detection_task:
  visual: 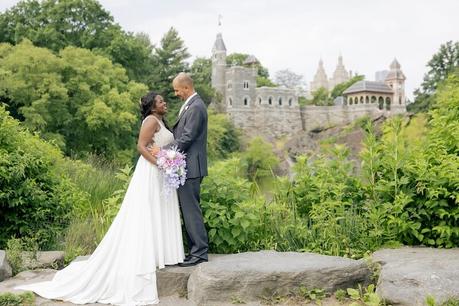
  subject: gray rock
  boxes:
[187,250,371,305]
[373,247,459,305]
[22,251,65,270]
[157,265,196,297]
[0,250,12,281]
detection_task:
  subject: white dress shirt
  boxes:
[179,92,197,116]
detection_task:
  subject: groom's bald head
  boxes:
[173,72,195,101]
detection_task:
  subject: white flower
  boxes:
[166,150,176,159]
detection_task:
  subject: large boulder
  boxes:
[373,247,459,305]
[0,250,12,281]
[187,250,371,305]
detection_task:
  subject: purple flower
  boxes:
[156,146,187,196]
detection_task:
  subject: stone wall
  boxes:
[226,102,406,139]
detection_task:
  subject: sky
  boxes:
[1,0,458,100]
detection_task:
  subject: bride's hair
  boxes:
[140,91,172,131]
[140,91,158,120]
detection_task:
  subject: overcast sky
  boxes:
[1,0,458,99]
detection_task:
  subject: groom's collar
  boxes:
[183,92,197,106]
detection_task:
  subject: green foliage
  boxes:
[347,284,382,306]
[330,75,364,99]
[201,157,263,253]
[241,137,279,181]
[297,287,326,302]
[149,27,190,123]
[0,291,34,306]
[335,289,347,302]
[5,237,39,275]
[190,57,217,105]
[311,87,333,106]
[0,0,155,83]
[0,40,147,162]
[410,41,459,113]
[207,110,241,161]
[0,106,88,249]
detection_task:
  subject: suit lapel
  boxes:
[173,95,199,127]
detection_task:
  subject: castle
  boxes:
[211,33,407,139]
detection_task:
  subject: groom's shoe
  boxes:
[178,256,208,267]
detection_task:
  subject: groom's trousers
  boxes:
[177,177,209,260]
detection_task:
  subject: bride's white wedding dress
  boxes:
[15,116,184,305]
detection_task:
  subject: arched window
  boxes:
[244,98,248,106]
[349,97,353,105]
[258,97,262,105]
[360,96,364,104]
[399,96,402,105]
[268,97,273,105]
[228,97,233,106]
[288,98,292,106]
[385,97,391,110]
[378,97,384,110]
[278,97,282,105]
[371,96,377,104]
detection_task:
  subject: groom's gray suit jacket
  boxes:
[167,94,208,179]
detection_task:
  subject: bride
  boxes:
[15,91,185,305]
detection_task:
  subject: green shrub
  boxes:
[0,291,34,306]
[0,106,88,249]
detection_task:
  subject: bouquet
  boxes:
[156,146,187,196]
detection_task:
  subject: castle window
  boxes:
[360,96,364,104]
[399,96,402,104]
[268,97,273,105]
[385,97,391,110]
[288,98,292,106]
[244,97,250,106]
[228,97,233,107]
[378,97,384,110]
[227,82,232,89]
[243,81,250,89]
[371,96,377,103]
[258,97,262,105]
[349,97,353,105]
[278,97,282,105]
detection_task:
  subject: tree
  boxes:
[0,0,156,83]
[226,53,276,87]
[274,69,304,88]
[330,75,364,99]
[0,40,148,162]
[190,57,217,106]
[149,27,190,122]
[242,137,279,181]
[409,41,459,113]
[311,87,332,106]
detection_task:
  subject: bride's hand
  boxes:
[149,144,160,156]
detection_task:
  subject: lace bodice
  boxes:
[142,116,174,147]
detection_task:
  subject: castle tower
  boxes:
[310,59,329,92]
[330,55,350,89]
[384,58,406,107]
[211,33,227,102]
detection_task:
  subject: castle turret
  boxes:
[310,59,329,92]
[211,33,227,102]
[384,58,406,108]
[330,55,350,88]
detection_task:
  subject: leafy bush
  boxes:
[0,291,34,306]
[0,106,88,249]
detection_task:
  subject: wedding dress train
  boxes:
[16,116,184,305]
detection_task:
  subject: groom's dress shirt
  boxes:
[179,92,197,116]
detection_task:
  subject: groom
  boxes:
[154,72,209,267]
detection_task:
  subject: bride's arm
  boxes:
[137,118,159,165]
